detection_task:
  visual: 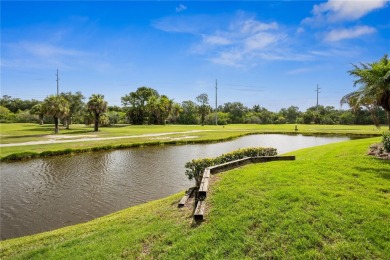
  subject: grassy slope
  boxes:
[0,123,384,159]
[1,137,389,259]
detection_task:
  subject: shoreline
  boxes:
[0,131,379,162]
[1,137,388,259]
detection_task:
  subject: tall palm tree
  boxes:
[60,91,85,129]
[341,89,380,127]
[42,95,70,134]
[30,103,44,125]
[196,93,210,126]
[87,94,108,132]
[341,54,390,129]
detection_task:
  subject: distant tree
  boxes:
[108,105,123,112]
[30,103,44,125]
[178,100,199,124]
[168,102,182,124]
[196,93,210,126]
[279,106,300,124]
[302,110,321,124]
[159,95,173,124]
[87,94,108,132]
[42,95,70,134]
[60,91,85,129]
[0,106,14,123]
[122,87,159,124]
[0,95,40,113]
[206,111,230,125]
[341,54,390,129]
[222,102,248,123]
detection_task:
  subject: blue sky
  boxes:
[1,1,389,111]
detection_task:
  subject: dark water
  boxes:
[0,134,350,240]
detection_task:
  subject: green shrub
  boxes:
[1,151,39,161]
[185,147,277,186]
[382,131,390,152]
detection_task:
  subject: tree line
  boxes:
[0,90,387,128]
[1,54,389,132]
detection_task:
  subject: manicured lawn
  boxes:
[1,137,389,259]
[0,123,384,160]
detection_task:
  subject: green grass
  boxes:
[0,123,385,160]
[1,137,389,259]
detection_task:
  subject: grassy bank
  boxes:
[0,123,384,160]
[1,137,389,259]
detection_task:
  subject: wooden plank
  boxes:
[203,168,211,178]
[209,157,252,174]
[251,155,295,163]
[194,201,206,221]
[178,187,195,208]
[198,177,209,201]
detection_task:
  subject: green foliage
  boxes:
[87,94,108,131]
[0,95,40,113]
[178,100,199,124]
[341,54,390,129]
[196,93,210,126]
[185,147,277,186]
[1,138,389,259]
[0,105,14,123]
[42,95,70,134]
[1,151,39,161]
[382,131,390,152]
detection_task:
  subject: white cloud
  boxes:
[153,14,216,34]
[176,4,187,13]
[244,32,286,51]
[303,0,388,24]
[286,68,311,75]
[324,25,376,42]
[155,12,310,67]
[202,35,231,46]
[202,17,288,66]
[20,42,86,58]
[239,20,278,33]
[210,50,243,67]
[1,41,91,70]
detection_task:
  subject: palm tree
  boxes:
[340,89,381,127]
[60,91,85,129]
[196,93,210,126]
[42,95,70,134]
[341,54,390,129]
[87,94,108,132]
[30,103,44,125]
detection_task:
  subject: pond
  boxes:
[0,134,351,240]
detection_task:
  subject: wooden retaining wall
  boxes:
[192,155,295,221]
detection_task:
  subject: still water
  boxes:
[1,134,350,240]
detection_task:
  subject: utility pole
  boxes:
[215,79,218,125]
[315,84,320,111]
[56,69,60,96]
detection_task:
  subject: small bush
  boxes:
[382,131,390,152]
[185,147,277,186]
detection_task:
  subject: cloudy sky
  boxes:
[1,1,389,111]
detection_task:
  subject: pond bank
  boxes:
[1,137,388,259]
[1,134,351,240]
[0,129,379,161]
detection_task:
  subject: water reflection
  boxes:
[0,134,350,240]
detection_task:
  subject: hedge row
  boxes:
[185,147,277,186]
